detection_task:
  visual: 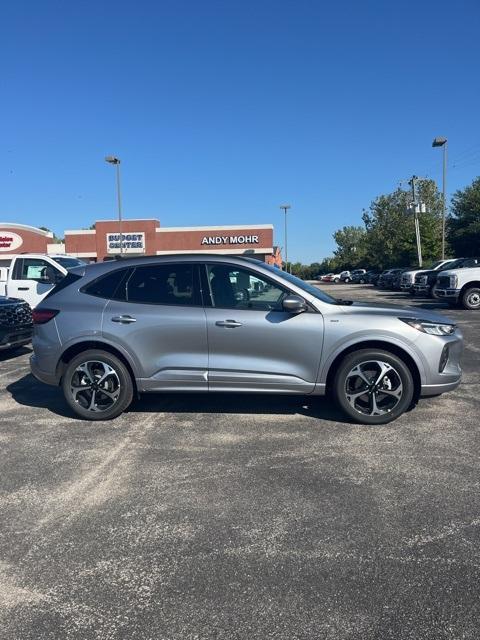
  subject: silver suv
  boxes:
[30,255,463,424]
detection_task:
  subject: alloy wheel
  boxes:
[345,360,403,416]
[70,360,121,413]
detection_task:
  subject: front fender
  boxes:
[318,330,428,385]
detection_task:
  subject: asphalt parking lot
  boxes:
[1,284,479,640]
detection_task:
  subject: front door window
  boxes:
[205,264,286,311]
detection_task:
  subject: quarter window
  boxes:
[82,268,131,300]
[205,264,286,311]
[126,264,200,306]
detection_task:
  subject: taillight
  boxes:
[32,309,59,324]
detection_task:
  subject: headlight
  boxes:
[448,274,458,288]
[400,318,456,335]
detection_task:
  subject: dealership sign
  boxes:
[0,231,23,252]
[201,235,259,246]
[107,232,145,254]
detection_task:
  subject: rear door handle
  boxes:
[215,319,243,328]
[111,315,137,324]
[18,287,30,291]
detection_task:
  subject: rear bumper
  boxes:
[30,354,60,386]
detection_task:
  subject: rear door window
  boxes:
[125,263,201,306]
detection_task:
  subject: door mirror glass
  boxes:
[282,295,307,313]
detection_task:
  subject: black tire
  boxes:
[461,287,480,310]
[333,349,414,425]
[334,277,340,283]
[62,349,134,420]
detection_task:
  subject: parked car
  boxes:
[0,254,85,309]
[323,273,341,283]
[349,269,368,284]
[367,271,381,286]
[391,268,410,291]
[414,257,480,297]
[31,255,462,425]
[0,296,33,352]
[340,270,352,283]
[434,259,480,308]
[378,268,405,290]
[400,259,458,294]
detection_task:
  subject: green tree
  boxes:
[332,225,367,269]
[449,177,480,257]
[362,179,444,269]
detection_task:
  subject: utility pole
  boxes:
[105,156,123,254]
[279,204,291,272]
[408,175,423,268]
[432,137,448,259]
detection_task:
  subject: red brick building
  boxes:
[65,219,281,264]
[0,223,55,260]
[0,220,282,267]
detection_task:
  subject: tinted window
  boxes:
[14,258,63,283]
[83,268,130,300]
[206,264,287,311]
[126,264,199,306]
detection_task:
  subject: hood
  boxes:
[338,300,454,324]
[415,269,437,278]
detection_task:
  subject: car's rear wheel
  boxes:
[62,349,133,420]
[461,287,480,310]
[333,349,414,425]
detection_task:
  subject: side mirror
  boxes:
[282,294,307,314]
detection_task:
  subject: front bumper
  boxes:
[420,379,462,396]
[0,326,33,351]
[435,288,460,300]
[413,283,430,294]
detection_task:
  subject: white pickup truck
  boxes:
[435,262,480,310]
[0,254,85,308]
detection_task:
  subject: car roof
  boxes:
[70,253,279,278]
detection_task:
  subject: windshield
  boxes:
[429,260,446,270]
[54,257,85,270]
[259,263,337,305]
[441,258,465,270]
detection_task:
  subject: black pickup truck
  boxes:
[0,297,33,353]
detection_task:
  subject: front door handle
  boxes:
[215,319,243,328]
[111,315,137,324]
[18,287,30,291]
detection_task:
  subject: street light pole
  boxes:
[280,204,291,272]
[105,156,123,254]
[432,137,448,260]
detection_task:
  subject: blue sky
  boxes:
[1,0,479,263]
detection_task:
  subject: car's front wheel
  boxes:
[62,349,134,420]
[333,349,414,425]
[461,287,480,310]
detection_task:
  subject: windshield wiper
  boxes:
[335,298,354,306]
